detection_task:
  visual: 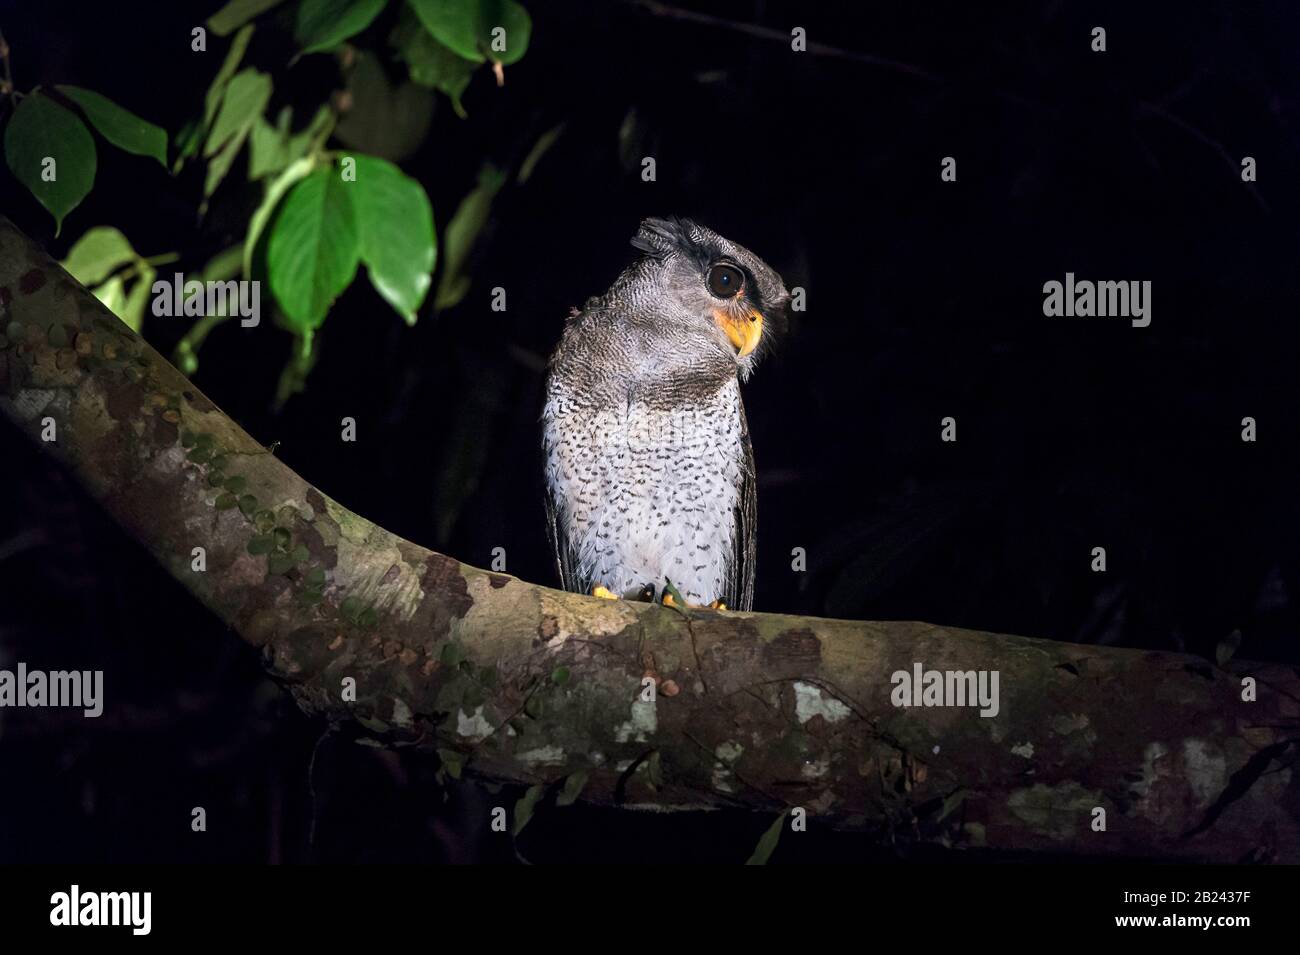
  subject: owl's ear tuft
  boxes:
[631,217,714,275]
[631,216,698,256]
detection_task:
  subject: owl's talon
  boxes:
[592,584,618,600]
[661,588,724,611]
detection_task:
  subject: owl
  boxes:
[542,217,788,610]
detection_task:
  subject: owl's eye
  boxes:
[707,264,744,298]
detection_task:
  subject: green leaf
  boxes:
[173,118,205,171]
[201,67,272,201]
[4,92,96,234]
[390,6,476,115]
[244,156,316,278]
[297,103,335,144]
[408,0,531,65]
[356,715,390,734]
[204,123,252,199]
[333,51,433,163]
[61,226,137,286]
[295,0,388,55]
[407,0,478,60]
[437,748,465,780]
[518,122,564,184]
[267,552,296,575]
[208,0,287,36]
[513,784,544,835]
[56,86,167,166]
[646,751,663,788]
[249,105,331,181]
[202,243,245,283]
[205,68,272,157]
[433,162,505,312]
[248,115,288,181]
[173,250,240,367]
[485,0,531,65]
[349,154,435,325]
[204,24,256,129]
[120,265,155,333]
[556,770,587,807]
[92,274,127,317]
[550,666,569,685]
[744,809,789,866]
[266,166,359,328]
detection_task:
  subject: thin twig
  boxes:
[1138,100,1269,214]
[306,723,334,854]
[624,0,940,83]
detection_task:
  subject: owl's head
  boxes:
[628,216,789,379]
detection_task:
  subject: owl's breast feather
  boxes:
[543,375,746,605]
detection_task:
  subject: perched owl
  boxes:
[543,217,788,611]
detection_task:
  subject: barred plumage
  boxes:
[542,218,787,610]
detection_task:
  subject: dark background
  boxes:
[1,0,1297,863]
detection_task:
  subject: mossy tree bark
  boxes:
[1,216,1296,862]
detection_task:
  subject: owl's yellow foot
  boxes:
[665,597,726,610]
[660,586,726,611]
[592,584,618,600]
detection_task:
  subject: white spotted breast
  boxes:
[543,375,746,605]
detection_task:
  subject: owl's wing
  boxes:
[544,490,583,594]
[724,402,758,611]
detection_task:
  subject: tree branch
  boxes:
[0,215,1295,861]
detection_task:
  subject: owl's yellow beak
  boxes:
[713,308,763,357]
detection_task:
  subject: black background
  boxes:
[0,0,1297,863]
